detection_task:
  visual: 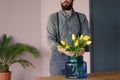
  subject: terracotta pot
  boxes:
[0,71,11,80]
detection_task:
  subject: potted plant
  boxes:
[0,34,40,80]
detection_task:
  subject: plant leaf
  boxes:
[10,58,35,68]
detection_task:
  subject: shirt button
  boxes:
[69,31,71,35]
[68,22,71,27]
[68,24,70,27]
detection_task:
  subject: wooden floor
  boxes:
[36,71,120,80]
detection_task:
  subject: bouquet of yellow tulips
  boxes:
[57,34,92,57]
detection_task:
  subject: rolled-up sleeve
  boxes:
[47,14,59,50]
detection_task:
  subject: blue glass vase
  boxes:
[65,56,87,78]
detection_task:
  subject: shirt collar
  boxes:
[60,9,75,17]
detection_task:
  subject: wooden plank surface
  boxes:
[36,71,120,80]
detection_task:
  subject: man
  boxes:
[47,0,90,76]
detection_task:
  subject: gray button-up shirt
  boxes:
[47,10,90,50]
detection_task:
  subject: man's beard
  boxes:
[61,2,73,10]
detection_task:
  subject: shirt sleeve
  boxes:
[81,14,90,36]
[80,14,91,52]
[47,14,59,50]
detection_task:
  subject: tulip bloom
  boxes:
[86,41,92,45]
[72,34,76,41]
[75,40,79,47]
[83,35,90,41]
[60,40,66,45]
[65,45,70,49]
[80,35,84,40]
[57,45,62,48]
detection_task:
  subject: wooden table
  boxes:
[36,71,120,80]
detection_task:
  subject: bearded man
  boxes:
[47,0,90,76]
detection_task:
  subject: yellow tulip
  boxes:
[57,45,62,48]
[80,35,84,40]
[74,40,79,47]
[60,40,66,45]
[83,35,90,41]
[65,45,70,49]
[72,34,76,41]
[86,41,92,45]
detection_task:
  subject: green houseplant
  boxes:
[0,34,40,80]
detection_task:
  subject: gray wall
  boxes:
[90,0,120,72]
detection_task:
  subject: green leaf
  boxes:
[10,59,35,68]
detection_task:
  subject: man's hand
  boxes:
[57,48,85,56]
[64,51,75,56]
[78,48,85,56]
[64,48,85,56]
[57,48,66,53]
[57,48,75,56]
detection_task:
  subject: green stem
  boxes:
[75,56,78,76]
[75,49,78,57]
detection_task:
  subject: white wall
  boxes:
[0,0,90,80]
[0,0,42,80]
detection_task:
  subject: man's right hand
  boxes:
[64,51,75,56]
[57,48,66,53]
[57,48,75,56]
